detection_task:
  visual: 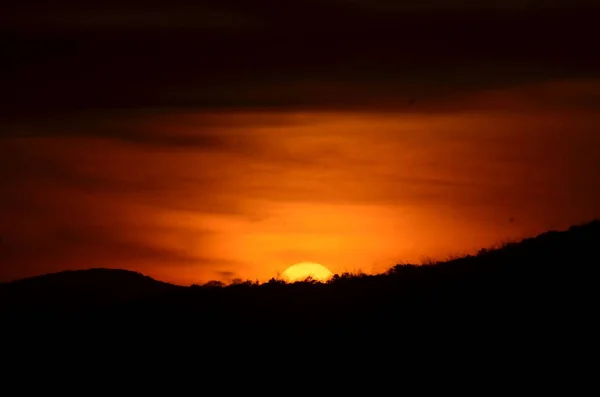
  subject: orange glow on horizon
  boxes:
[2,79,600,286]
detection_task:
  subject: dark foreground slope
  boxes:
[2,221,599,344]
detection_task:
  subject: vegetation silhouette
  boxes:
[2,220,598,342]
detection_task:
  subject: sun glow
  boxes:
[281,262,334,283]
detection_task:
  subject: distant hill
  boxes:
[0,268,184,313]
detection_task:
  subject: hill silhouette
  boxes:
[0,268,184,313]
[2,221,598,342]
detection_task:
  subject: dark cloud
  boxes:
[0,225,194,278]
[1,1,598,118]
[2,5,256,31]
[0,217,245,282]
[214,271,237,282]
[0,134,262,218]
[0,108,328,151]
[1,116,241,149]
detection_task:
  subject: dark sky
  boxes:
[3,1,599,116]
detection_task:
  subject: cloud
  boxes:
[3,118,237,149]
[0,217,244,281]
[1,2,260,33]
[2,1,598,117]
[0,134,265,220]
[1,109,329,152]
[0,226,190,271]
[213,271,237,282]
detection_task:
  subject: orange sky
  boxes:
[2,79,599,285]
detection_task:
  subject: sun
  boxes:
[281,262,334,283]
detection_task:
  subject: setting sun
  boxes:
[281,262,334,283]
